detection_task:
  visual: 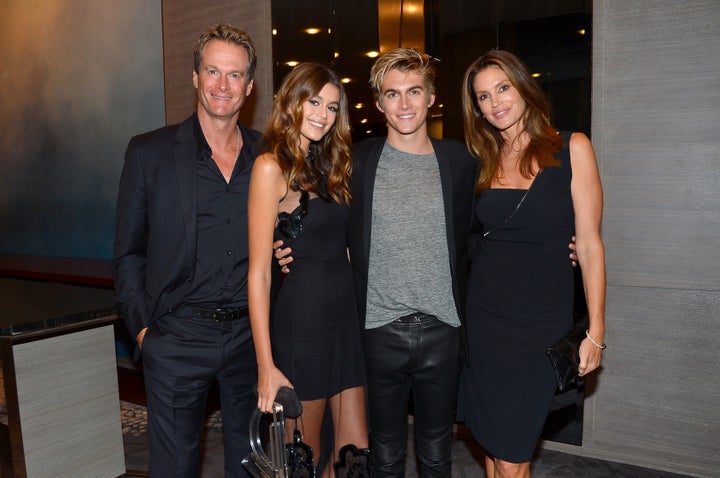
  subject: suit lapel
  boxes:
[360,139,385,267]
[173,117,199,266]
[236,124,259,173]
[430,138,458,269]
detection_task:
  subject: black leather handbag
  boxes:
[546,315,589,391]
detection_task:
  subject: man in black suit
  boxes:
[111,24,260,477]
[277,49,478,477]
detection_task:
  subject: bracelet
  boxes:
[585,330,607,350]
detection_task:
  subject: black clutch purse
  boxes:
[546,315,589,391]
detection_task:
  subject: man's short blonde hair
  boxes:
[368,48,436,100]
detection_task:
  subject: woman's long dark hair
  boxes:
[462,50,562,191]
[262,62,352,204]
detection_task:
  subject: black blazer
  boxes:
[348,136,479,331]
[111,114,261,340]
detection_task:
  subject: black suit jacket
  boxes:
[111,114,261,340]
[348,136,479,331]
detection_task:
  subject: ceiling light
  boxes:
[532,73,541,78]
[341,78,352,84]
[366,51,379,58]
[578,29,586,35]
[286,61,299,67]
[305,28,321,35]
[354,103,364,109]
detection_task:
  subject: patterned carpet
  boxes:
[120,400,225,476]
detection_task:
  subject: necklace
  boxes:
[235,124,240,159]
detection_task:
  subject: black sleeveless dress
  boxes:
[271,196,366,401]
[458,133,575,462]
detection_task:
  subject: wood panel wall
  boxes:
[162,0,273,130]
[544,2,720,476]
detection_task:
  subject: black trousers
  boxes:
[141,311,257,478]
[364,314,462,477]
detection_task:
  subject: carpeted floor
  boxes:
[0,363,693,478]
[119,401,691,478]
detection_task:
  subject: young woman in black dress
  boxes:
[247,63,368,477]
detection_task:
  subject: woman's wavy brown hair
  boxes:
[262,62,352,204]
[462,50,562,192]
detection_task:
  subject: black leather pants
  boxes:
[364,314,462,478]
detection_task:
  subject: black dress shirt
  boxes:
[184,118,255,308]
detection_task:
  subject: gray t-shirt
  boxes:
[365,142,460,329]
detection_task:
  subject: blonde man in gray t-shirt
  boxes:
[348,49,477,477]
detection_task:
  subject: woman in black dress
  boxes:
[458,50,607,478]
[247,63,367,476]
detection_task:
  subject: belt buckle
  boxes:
[212,308,231,322]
